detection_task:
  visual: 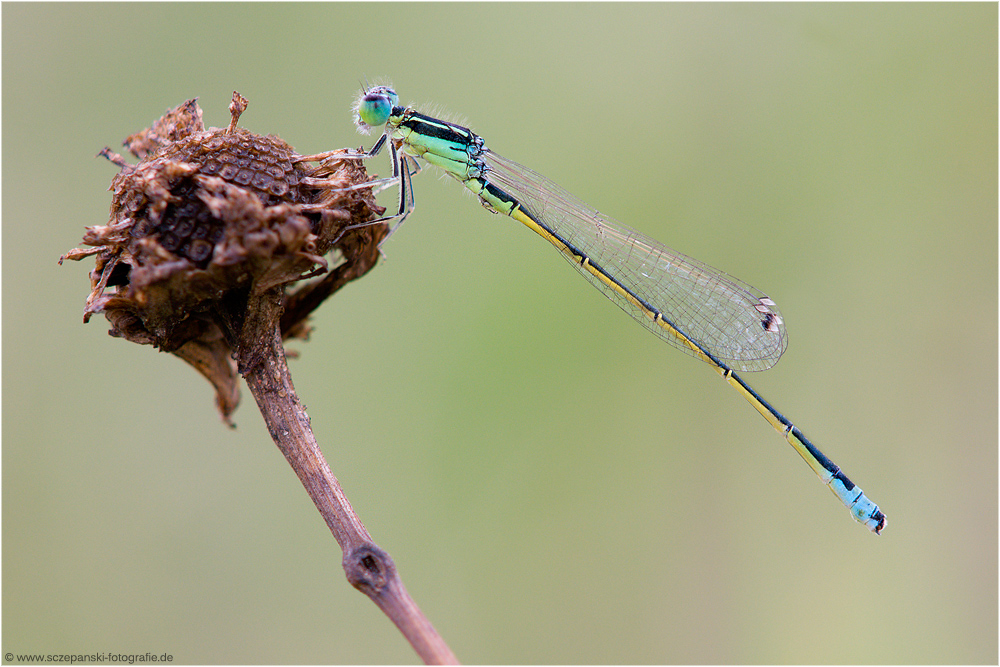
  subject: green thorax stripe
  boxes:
[392,109,482,180]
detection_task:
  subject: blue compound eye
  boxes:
[355,86,398,130]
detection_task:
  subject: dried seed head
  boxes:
[62,92,387,423]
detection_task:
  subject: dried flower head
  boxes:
[62,92,387,423]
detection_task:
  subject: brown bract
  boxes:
[61,92,387,423]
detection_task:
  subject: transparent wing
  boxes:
[483,148,787,372]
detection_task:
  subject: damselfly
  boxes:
[300,85,886,534]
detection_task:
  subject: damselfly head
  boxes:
[353,85,398,134]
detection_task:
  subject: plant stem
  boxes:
[243,324,459,665]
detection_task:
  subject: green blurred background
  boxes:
[4,3,996,664]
